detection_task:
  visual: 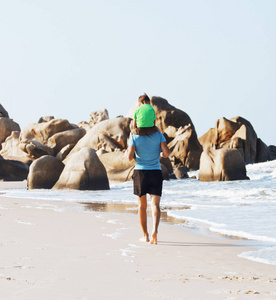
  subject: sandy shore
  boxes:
[0,182,275,299]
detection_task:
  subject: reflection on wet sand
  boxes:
[80,202,190,226]
[81,203,247,241]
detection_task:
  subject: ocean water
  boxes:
[1,160,276,266]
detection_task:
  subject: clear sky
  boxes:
[0,0,275,145]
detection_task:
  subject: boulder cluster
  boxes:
[0,98,275,189]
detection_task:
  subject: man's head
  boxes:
[138,93,150,105]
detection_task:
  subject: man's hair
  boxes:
[138,93,150,104]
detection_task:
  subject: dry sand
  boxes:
[0,182,275,299]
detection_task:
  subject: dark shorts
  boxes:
[133,169,163,197]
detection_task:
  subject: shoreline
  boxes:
[0,180,258,246]
[1,180,275,257]
[1,182,276,299]
[0,180,269,248]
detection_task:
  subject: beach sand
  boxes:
[0,182,275,299]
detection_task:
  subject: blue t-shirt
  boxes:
[129,131,166,170]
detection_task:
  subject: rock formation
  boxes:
[56,144,76,161]
[20,119,77,145]
[20,139,54,159]
[89,108,109,126]
[0,117,20,144]
[47,127,86,155]
[0,155,29,181]
[27,156,65,189]
[98,151,135,182]
[198,128,216,151]
[268,145,276,160]
[77,108,109,131]
[174,166,189,179]
[38,116,55,123]
[198,148,249,181]
[167,124,202,170]
[199,116,271,164]
[256,138,271,163]
[65,117,132,160]
[151,96,195,133]
[1,100,274,186]
[160,157,174,175]
[0,131,32,164]
[53,148,109,190]
[0,104,9,118]
[160,163,170,180]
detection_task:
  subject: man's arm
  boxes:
[133,119,137,128]
[160,142,170,158]
[126,145,136,161]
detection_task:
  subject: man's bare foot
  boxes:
[139,235,149,242]
[150,232,157,245]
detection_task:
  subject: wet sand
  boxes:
[0,182,276,299]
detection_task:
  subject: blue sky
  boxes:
[0,0,275,145]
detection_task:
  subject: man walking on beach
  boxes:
[127,115,170,244]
